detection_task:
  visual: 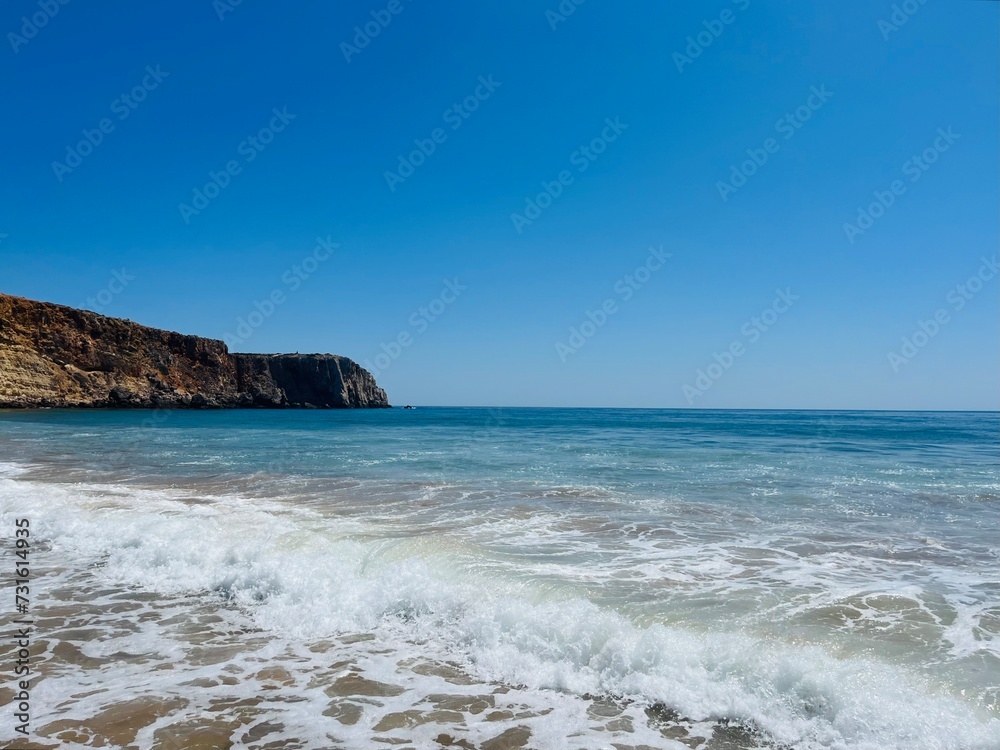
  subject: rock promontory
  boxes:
[0,293,389,409]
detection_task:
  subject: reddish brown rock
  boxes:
[0,293,389,409]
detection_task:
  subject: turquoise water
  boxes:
[1,408,998,748]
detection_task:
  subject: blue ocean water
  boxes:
[1,408,998,749]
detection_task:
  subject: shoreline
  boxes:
[1,411,998,749]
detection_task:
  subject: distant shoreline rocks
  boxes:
[0,293,389,409]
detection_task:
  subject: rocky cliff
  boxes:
[0,293,389,409]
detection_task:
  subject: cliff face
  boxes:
[0,293,389,409]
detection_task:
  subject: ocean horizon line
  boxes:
[4,404,998,414]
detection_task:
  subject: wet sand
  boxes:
[0,556,754,750]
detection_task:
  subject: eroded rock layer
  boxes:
[0,293,389,409]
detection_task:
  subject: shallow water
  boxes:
[0,408,998,749]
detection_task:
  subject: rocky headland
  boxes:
[0,293,389,409]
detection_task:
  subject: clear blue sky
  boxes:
[1,0,997,409]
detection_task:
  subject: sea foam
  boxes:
[2,465,998,749]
